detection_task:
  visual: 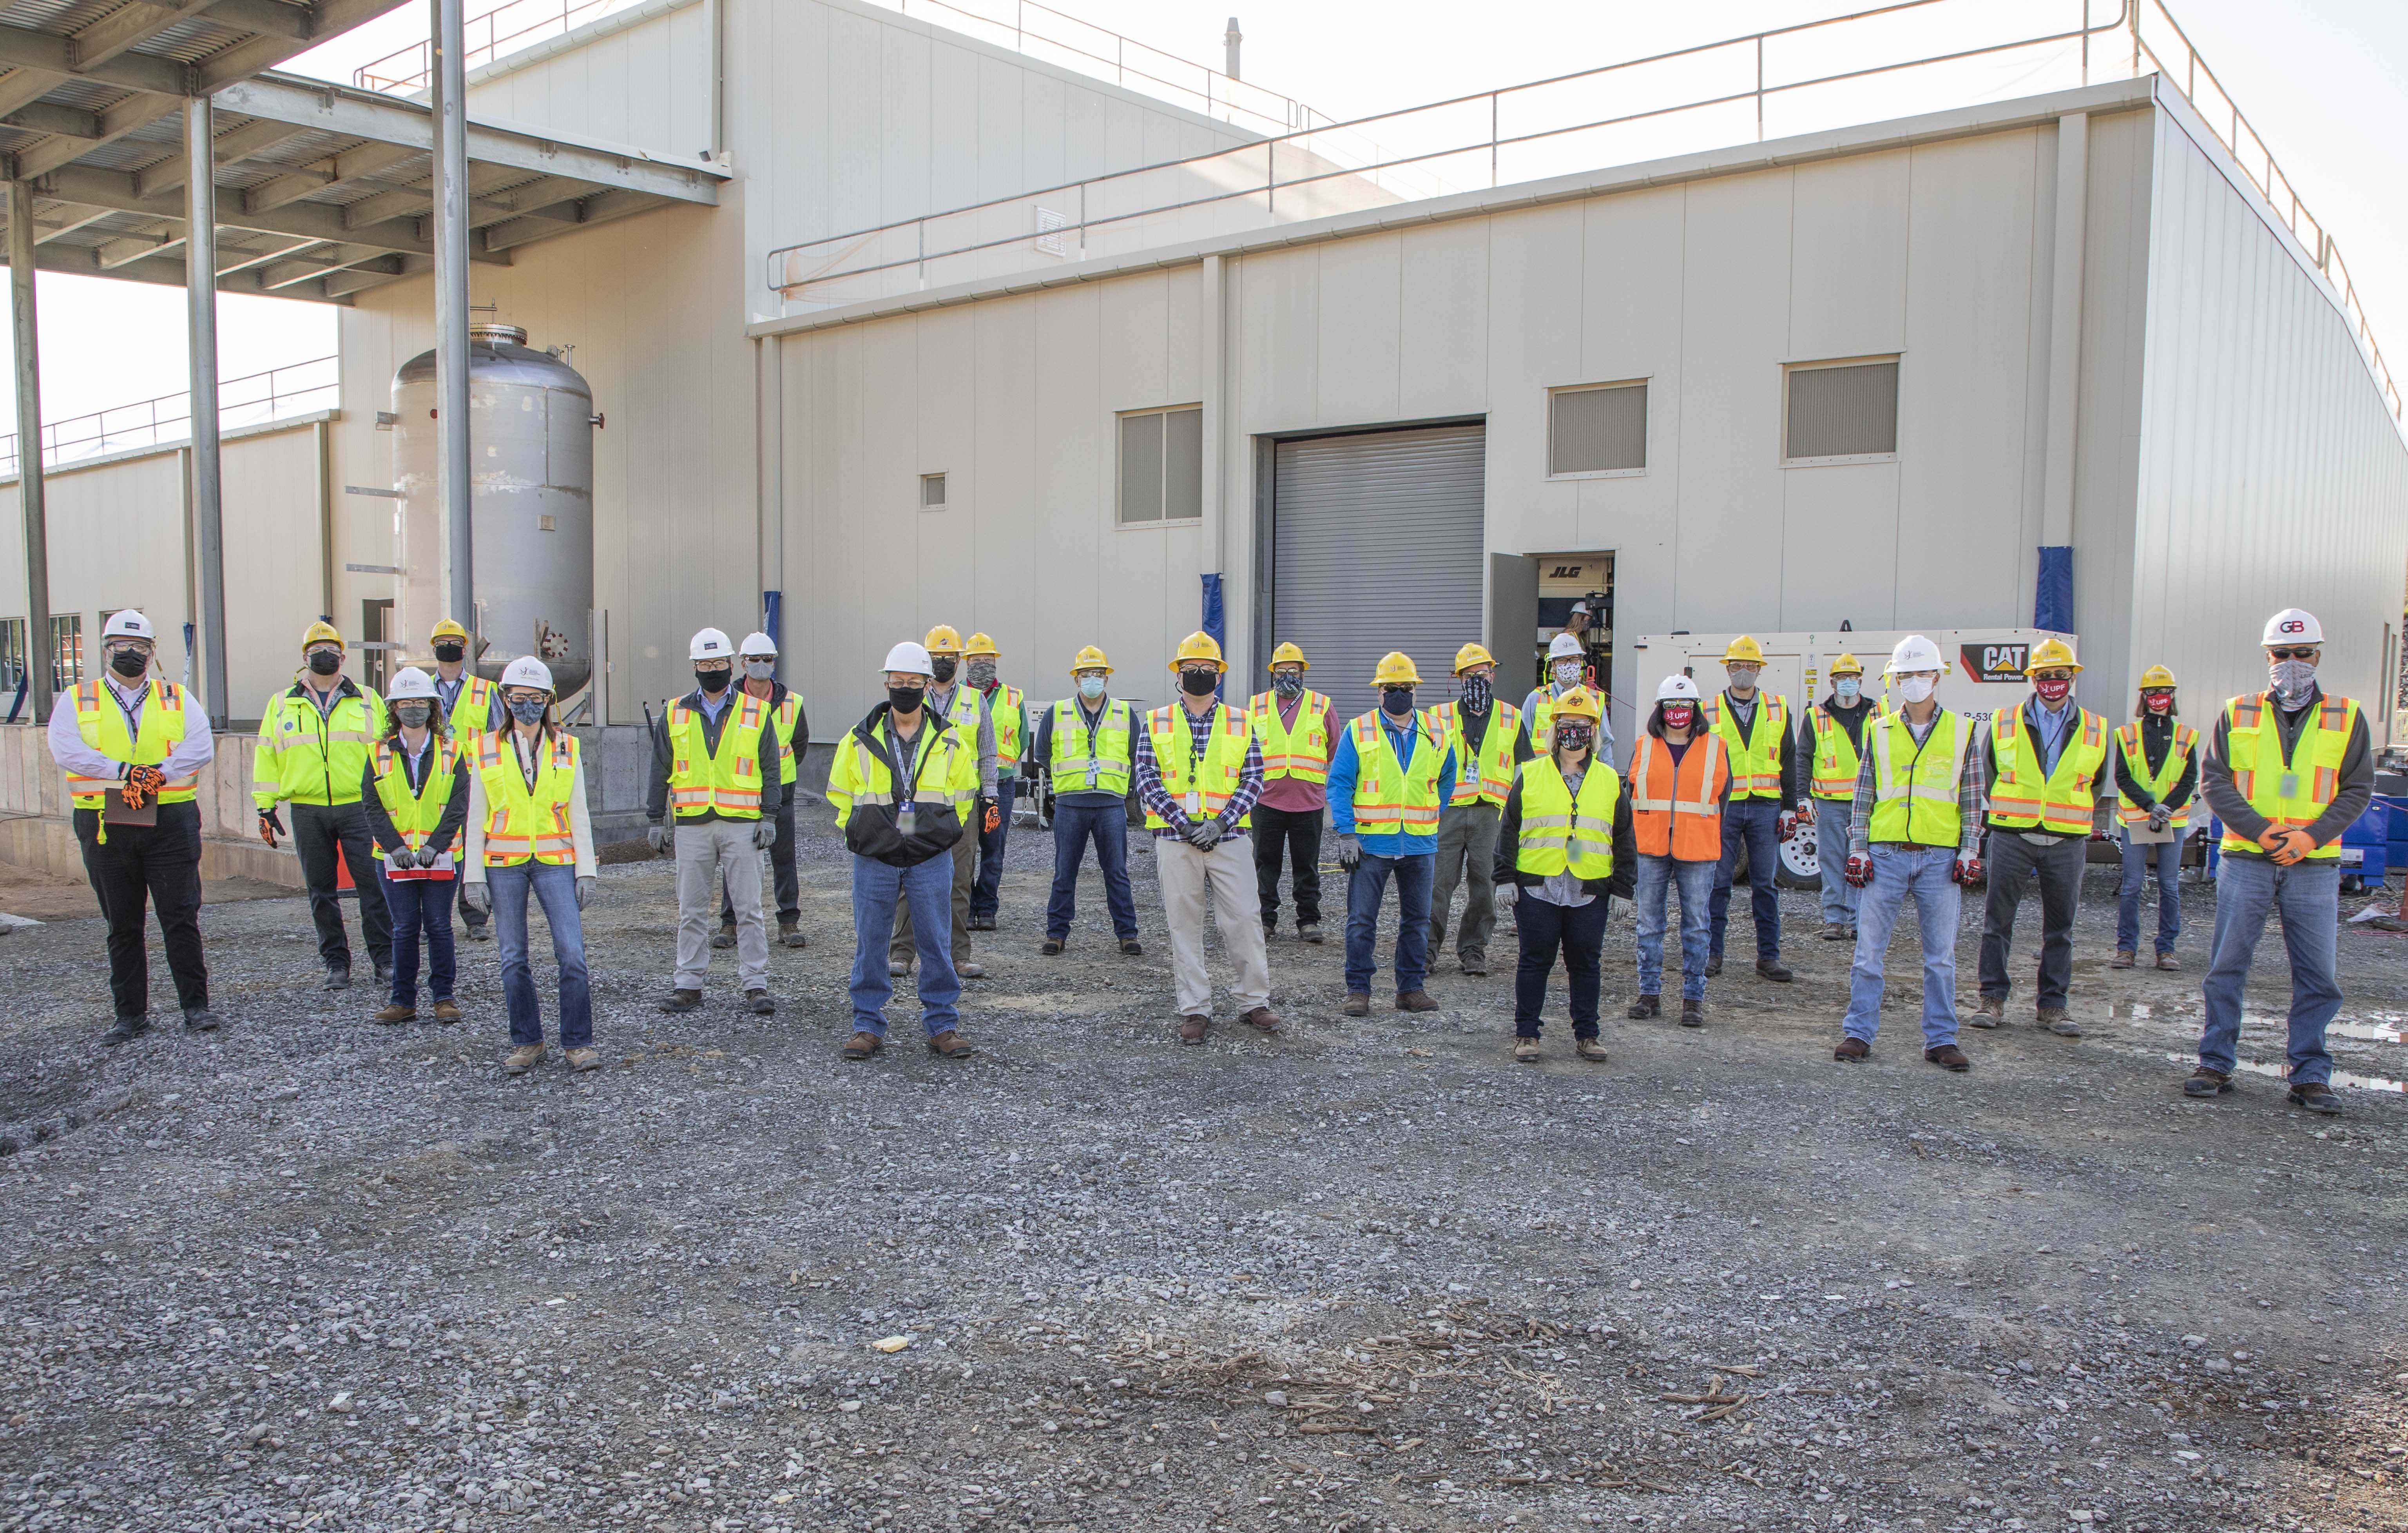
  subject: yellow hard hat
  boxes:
[302,619,344,651]
[1268,641,1309,671]
[1827,652,1864,676]
[1723,635,1765,665]
[964,632,999,658]
[1372,651,1421,687]
[1548,684,1604,723]
[924,624,964,656]
[1453,642,1496,675]
[429,618,470,644]
[1070,644,1112,675]
[1171,631,1227,672]
[2024,637,2083,675]
[2138,663,2177,689]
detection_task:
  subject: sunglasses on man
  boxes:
[2266,647,2317,661]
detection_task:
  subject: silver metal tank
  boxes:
[392,323,595,697]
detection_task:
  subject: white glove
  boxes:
[2147,803,2172,832]
[1495,882,1518,911]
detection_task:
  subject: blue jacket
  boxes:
[1328,711,1457,857]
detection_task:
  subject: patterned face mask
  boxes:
[1552,659,1583,687]
[966,659,997,688]
[1271,671,1304,698]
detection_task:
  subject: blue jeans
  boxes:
[2196,856,2341,1086]
[971,777,1016,921]
[1045,800,1138,941]
[1842,844,1962,1048]
[2117,827,2184,955]
[486,860,591,1049]
[379,867,457,1007]
[1344,850,1434,994]
[1813,797,1860,928]
[1710,798,1785,960]
[850,853,961,1036]
[1632,854,1715,1001]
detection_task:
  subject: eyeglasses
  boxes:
[2267,647,2317,661]
[2029,671,2074,682]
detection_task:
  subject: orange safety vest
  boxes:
[1627,730,1728,861]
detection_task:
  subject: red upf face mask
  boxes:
[2033,678,2072,704]
[2144,693,2173,713]
[1661,706,1695,731]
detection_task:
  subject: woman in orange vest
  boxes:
[1625,675,1731,1028]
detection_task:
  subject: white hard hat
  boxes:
[689,627,734,661]
[500,655,554,693]
[1655,674,1701,702]
[386,666,437,702]
[739,630,777,658]
[2263,608,2323,646]
[882,640,933,677]
[102,610,155,642]
[1547,632,1585,661]
[1887,635,1944,674]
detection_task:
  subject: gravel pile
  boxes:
[3,812,2404,1533]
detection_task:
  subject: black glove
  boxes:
[257,808,284,847]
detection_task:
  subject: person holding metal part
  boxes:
[649,627,783,1017]
[361,668,471,1026]
[427,617,499,941]
[48,609,220,1044]
[254,620,391,991]
[1034,645,1144,957]
[714,631,807,951]
[1493,685,1632,1062]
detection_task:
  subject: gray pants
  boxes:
[1429,800,1503,964]
[675,818,769,991]
[893,828,973,965]
[1978,830,2086,1010]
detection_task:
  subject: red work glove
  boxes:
[1777,810,1798,842]
[1953,854,1983,885]
[1844,852,1872,889]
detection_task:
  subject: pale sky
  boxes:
[4,0,2404,441]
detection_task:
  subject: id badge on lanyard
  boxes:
[893,734,922,835]
[1185,718,1207,817]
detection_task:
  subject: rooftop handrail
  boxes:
[0,355,340,478]
[355,0,632,93]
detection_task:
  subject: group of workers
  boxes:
[52,604,2368,1114]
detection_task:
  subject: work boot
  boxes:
[102,1014,151,1047]
[2110,949,2136,970]
[1343,992,1371,1018]
[1179,1014,1208,1046]
[1834,1036,1870,1062]
[1396,990,1439,1013]
[1925,1043,1971,1072]
[1512,1036,1540,1064]
[1627,994,1661,1020]
[1460,953,1488,977]
[710,922,737,950]
[1574,1037,1609,1063]
[1755,957,1794,983]
[432,999,463,1025]
[2287,1080,2341,1115]
[889,957,911,977]
[1968,996,2006,1029]
[323,963,352,992]
[372,1003,416,1025]
[1261,923,1277,943]
[464,921,493,943]
[2182,1065,2232,1098]
[926,1030,977,1058]
[1299,923,1324,945]
[1040,938,1065,956]
[659,988,703,1014]
[1119,938,1145,956]
[745,989,775,1016]
[1680,998,1705,1029]
[181,1007,221,1032]
[373,964,391,989]
[503,1044,545,1075]
[564,1047,601,1073]
[968,914,996,932]
[1240,1006,1280,1034]
[2037,1007,2082,1038]
[779,920,808,949]
[957,960,986,980]
[1705,953,1723,978]
[2154,952,2180,971]
[841,1032,882,1062]
[1821,922,1851,942]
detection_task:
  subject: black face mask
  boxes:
[888,686,926,713]
[1180,668,1219,697]
[393,702,433,730]
[930,658,958,684]
[1270,673,1305,699]
[695,666,731,695]
[432,642,466,664]
[1381,687,1416,717]
[109,649,149,679]
[306,650,342,677]
[1556,726,1593,755]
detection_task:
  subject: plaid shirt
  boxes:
[1132,702,1266,841]
[1846,709,1984,855]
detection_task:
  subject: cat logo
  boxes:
[1959,643,2032,683]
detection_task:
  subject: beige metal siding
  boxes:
[465,2,716,160]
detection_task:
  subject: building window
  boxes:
[1784,357,1899,463]
[1118,406,1203,524]
[1549,381,1648,475]
[921,472,948,509]
[0,618,24,703]
[49,613,82,693]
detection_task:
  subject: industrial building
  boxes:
[0,0,2401,813]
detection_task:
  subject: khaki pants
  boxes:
[1156,835,1271,1015]
[676,818,768,991]
[1429,800,1502,963]
[892,828,973,965]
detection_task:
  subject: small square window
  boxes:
[1785,358,1899,462]
[1550,382,1647,475]
[1118,406,1203,524]
[921,472,948,509]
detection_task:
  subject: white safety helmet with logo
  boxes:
[102,610,156,643]
[1547,632,1586,662]
[882,641,934,677]
[1886,635,1946,675]
[2262,608,2322,647]
[1655,673,1702,702]
[689,628,734,662]
[501,655,554,693]
[385,666,437,702]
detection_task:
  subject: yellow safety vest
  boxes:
[665,691,776,820]
[1247,689,1332,784]
[936,684,985,749]
[1345,710,1448,841]
[983,684,1025,772]
[2218,691,2360,860]
[1513,757,1621,879]
[64,679,198,810]
[254,680,386,809]
[1433,699,1523,807]
[1048,698,1134,796]
[476,728,581,867]
[1866,709,1969,847]
[1704,691,1788,800]
[370,736,462,860]
[2114,720,2200,828]
[440,672,498,747]
[1143,703,1254,831]
[826,715,979,830]
[1986,704,2109,835]
[1807,705,1867,801]
[769,691,804,789]
[1527,688,1580,752]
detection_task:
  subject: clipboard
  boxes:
[101,787,158,827]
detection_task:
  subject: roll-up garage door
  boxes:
[1271,423,1486,712]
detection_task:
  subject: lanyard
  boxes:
[109,679,146,738]
[890,722,927,803]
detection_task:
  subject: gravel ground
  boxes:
[3,809,2405,1533]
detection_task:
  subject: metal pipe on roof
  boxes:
[433,0,475,644]
[1224,17,1241,82]
[185,95,228,728]
[8,178,52,724]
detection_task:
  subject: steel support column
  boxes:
[185,94,229,726]
[433,0,474,638]
[8,178,50,722]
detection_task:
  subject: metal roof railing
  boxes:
[0,356,340,479]
[357,0,640,93]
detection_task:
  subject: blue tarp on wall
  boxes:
[1201,573,1226,698]
[2034,546,2074,634]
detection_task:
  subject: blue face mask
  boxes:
[1835,679,1861,702]
[1076,675,1106,701]
[507,698,547,726]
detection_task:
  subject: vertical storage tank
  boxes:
[392,323,595,697]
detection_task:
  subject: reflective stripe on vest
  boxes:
[255,683,385,807]
[2220,692,2359,860]
[1143,704,1254,830]
[1987,706,2108,834]
[838,720,975,815]
[1434,699,1522,807]
[666,692,771,818]
[772,693,805,783]
[2114,720,2200,828]
[1705,692,1788,799]
[1246,689,1331,783]
[1346,710,1447,838]
[476,729,580,865]
[1628,731,1727,860]
[371,736,462,857]
[444,673,497,747]
[1868,709,1968,846]
[66,679,199,808]
[1808,706,1864,800]
[1048,698,1134,795]
[1514,757,1622,879]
